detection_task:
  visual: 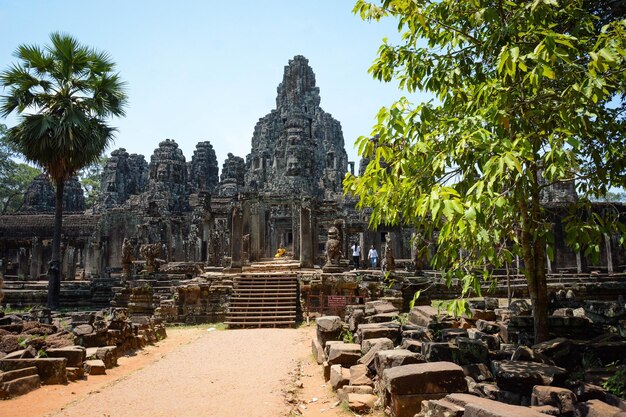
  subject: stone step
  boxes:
[228,305,296,310]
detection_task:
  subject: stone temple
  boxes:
[0,55,625,323]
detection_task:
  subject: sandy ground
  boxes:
[2,325,381,417]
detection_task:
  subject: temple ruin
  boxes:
[0,55,625,324]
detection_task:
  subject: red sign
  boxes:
[327,295,348,308]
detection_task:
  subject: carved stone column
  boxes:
[30,237,43,280]
[300,198,314,268]
[230,205,243,269]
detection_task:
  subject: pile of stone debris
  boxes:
[0,307,166,399]
[312,298,626,417]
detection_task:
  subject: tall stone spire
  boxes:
[245,55,348,198]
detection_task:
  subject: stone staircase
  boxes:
[225,272,299,328]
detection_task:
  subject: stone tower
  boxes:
[188,141,219,194]
[21,174,55,212]
[244,55,348,198]
[100,148,149,208]
[218,153,246,197]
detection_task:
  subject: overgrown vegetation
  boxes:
[347,0,626,342]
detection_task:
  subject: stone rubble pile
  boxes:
[313,298,626,417]
[0,307,166,399]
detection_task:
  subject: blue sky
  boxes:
[0,1,427,168]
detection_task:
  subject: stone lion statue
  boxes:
[325,226,342,266]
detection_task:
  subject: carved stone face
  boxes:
[286,156,300,176]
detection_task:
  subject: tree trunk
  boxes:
[519,184,550,344]
[47,180,64,309]
[527,261,550,343]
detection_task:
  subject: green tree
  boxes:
[0,123,40,213]
[1,32,127,308]
[79,156,108,209]
[348,0,626,342]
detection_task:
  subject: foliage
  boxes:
[0,123,40,212]
[603,365,626,398]
[348,0,626,341]
[78,156,108,208]
[0,32,127,308]
[0,32,127,183]
[341,328,355,343]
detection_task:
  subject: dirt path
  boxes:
[2,325,372,417]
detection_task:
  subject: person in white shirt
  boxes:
[351,242,361,270]
[368,245,378,268]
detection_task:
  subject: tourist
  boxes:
[368,245,378,268]
[351,242,361,269]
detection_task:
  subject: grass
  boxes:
[166,322,228,330]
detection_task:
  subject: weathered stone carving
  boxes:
[244,55,348,198]
[121,238,134,278]
[218,153,245,197]
[21,174,55,212]
[100,148,149,208]
[63,176,86,212]
[323,226,343,273]
[139,243,162,273]
[188,141,219,194]
[383,234,395,272]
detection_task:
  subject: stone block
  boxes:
[323,361,330,381]
[0,372,41,399]
[368,313,399,323]
[462,363,493,382]
[347,393,377,413]
[66,366,85,381]
[375,349,426,377]
[311,338,325,364]
[361,337,393,355]
[356,322,401,344]
[441,393,554,417]
[349,364,373,386]
[401,326,431,341]
[467,328,500,350]
[327,342,361,368]
[531,385,578,417]
[45,346,86,367]
[408,306,443,327]
[388,392,449,417]
[0,358,67,385]
[316,316,342,346]
[96,346,118,369]
[383,362,467,396]
[83,359,106,375]
[494,360,568,395]
[329,364,350,390]
[419,397,465,417]
[401,339,422,353]
[440,328,468,342]
[372,302,399,315]
[469,309,496,321]
[457,337,489,365]
[577,399,625,417]
[358,340,387,372]
[423,342,460,363]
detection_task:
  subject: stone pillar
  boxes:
[30,237,43,280]
[604,233,614,273]
[63,246,77,281]
[546,244,553,274]
[18,248,29,281]
[292,201,300,259]
[300,199,314,268]
[230,205,243,269]
[576,251,582,274]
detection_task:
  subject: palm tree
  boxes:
[0,32,127,308]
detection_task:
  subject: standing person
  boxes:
[368,245,378,268]
[351,242,361,270]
